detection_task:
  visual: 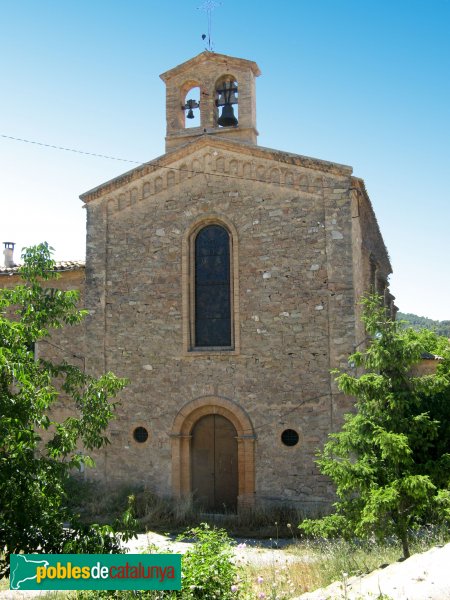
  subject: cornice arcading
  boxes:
[80,136,353,204]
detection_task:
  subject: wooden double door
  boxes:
[191,414,238,512]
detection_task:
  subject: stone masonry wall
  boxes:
[82,143,360,511]
[351,179,392,347]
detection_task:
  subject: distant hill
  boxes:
[397,312,450,337]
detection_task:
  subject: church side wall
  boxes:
[351,181,392,347]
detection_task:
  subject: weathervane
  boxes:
[198,0,221,51]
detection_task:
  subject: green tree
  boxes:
[0,243,129,577]
[300,295,450,559]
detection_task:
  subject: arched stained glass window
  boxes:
[195,225,231,347]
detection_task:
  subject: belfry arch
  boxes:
[170,396,256,510]
[160,51,260,151]
[181,80,201,129]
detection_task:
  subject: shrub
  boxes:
[177,523,239,599]
[74,523,241,599]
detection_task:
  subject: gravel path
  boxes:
[125,531,303,566]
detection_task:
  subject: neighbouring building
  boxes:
[1,51,395,513]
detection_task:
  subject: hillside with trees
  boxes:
[398,312,450,338]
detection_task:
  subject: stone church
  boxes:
[1,51,394,513]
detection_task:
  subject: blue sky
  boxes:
[1,0,449,320]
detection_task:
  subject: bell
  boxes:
[186,108,195,119]
[218,103,238,127]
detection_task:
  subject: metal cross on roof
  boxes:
[198,0,221,51]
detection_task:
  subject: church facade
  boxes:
[1,52,393,513]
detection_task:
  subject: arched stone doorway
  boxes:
[170,396,256,511]
[191,414,238,511]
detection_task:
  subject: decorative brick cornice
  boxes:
[80,136,353,204]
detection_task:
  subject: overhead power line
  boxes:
[0,134,140,164]
[1,132,354,191]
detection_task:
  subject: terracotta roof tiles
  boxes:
[0,260,85,276]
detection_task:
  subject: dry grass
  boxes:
[240,557,320,599]
[65,477,307,538]
[238,529,450,598]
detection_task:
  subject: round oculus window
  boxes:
[281,429,299,447]
[133,426,149,443]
